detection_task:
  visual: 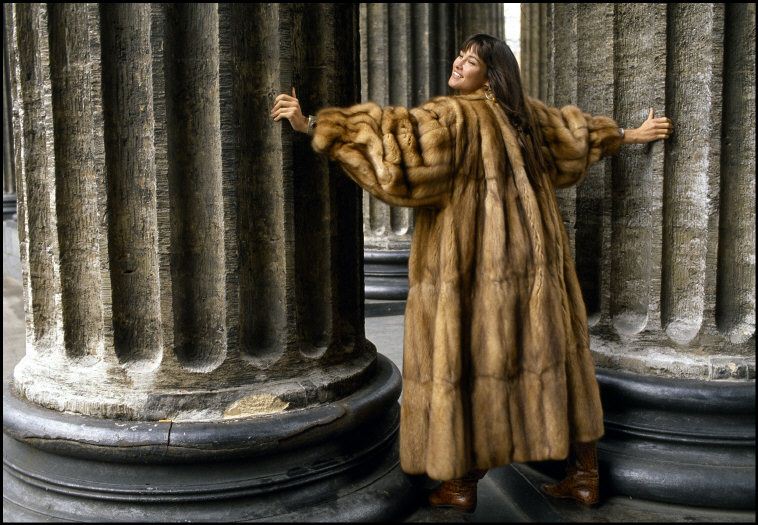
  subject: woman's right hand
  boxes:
[271,87,309,133]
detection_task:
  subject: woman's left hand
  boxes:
[625,108,673,144]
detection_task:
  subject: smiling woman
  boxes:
[271,32,672,513]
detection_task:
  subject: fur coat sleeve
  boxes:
[310,98,464,208]
[528,96,623,188]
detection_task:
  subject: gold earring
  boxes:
[485,84,495,101]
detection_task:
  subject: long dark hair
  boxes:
[459,33,547,188]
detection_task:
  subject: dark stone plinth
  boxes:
[2,194,16,220]
[364,249,409,300]
[3,354,422,522]
[528,367,755,510]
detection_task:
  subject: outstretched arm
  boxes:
[529,98,674,188]
[271,89,463,208]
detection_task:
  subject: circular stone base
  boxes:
[530,367,755,510]
[3,355,422,521]
[589,333,755,380]
[364,249,409,300]
[12,344,378,421]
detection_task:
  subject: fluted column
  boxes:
[456,3,505,42]
[523,1,755,381]
[360,3,414,258]
[4,4,414,521]
[359,3,458,301]
[520,3,551,102]
[521,3,755,510]
[359,3,502,302]
[718,3,756,349]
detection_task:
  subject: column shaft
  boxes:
[717,3,756,345]
[100,4,162,367]
[550,3,577,255]
[10,2,374,420]
[5,5,414,521]
[662,4,723,345]
[430,4,456,97]
[523,5,755,511]
[48,4,104,359]
[3,5,15,196]
[15,4,61,351]
[231,4,291,362]
[149,3,174,360]
[164,4,226,368]
[456,3,505,43]
[362,3,394,247]
[610,3,667,336]
[410,3,431,106]
[576,4,614,323]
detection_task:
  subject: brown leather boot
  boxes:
[428,469,487,513]
[541,440,599,506]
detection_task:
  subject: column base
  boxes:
[2,194,17,220]
[3,354,422,522]
[364,249,409,300]
[529,367,755,510]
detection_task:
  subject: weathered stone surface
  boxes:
[9,3,374,419]
[48,4,104,360]
[662,4,723,346]
[3,5,16,197]
[100,4,163,368]
[520,3,755,379]
[717,3,756,346]
[15,3,62,353]
[164,4,226,370]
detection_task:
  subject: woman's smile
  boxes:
[448,47,488,94]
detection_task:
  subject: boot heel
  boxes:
[428,469,487,513]
[541,440,600,506]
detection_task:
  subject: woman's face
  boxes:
[448,46,488,94]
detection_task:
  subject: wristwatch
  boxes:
[307,115,318,135]
[619,127,625,139]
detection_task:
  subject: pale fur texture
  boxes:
[312,88,622,481]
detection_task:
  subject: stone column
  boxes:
[456,2,505,42]
[521,3,755,510]
[3,4,415,521]
[359,3,458,302]
[358,3,502,304]
[520,3,551,102]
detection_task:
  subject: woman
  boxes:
[271,33,672,512]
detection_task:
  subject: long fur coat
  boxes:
[311,87,622,480]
